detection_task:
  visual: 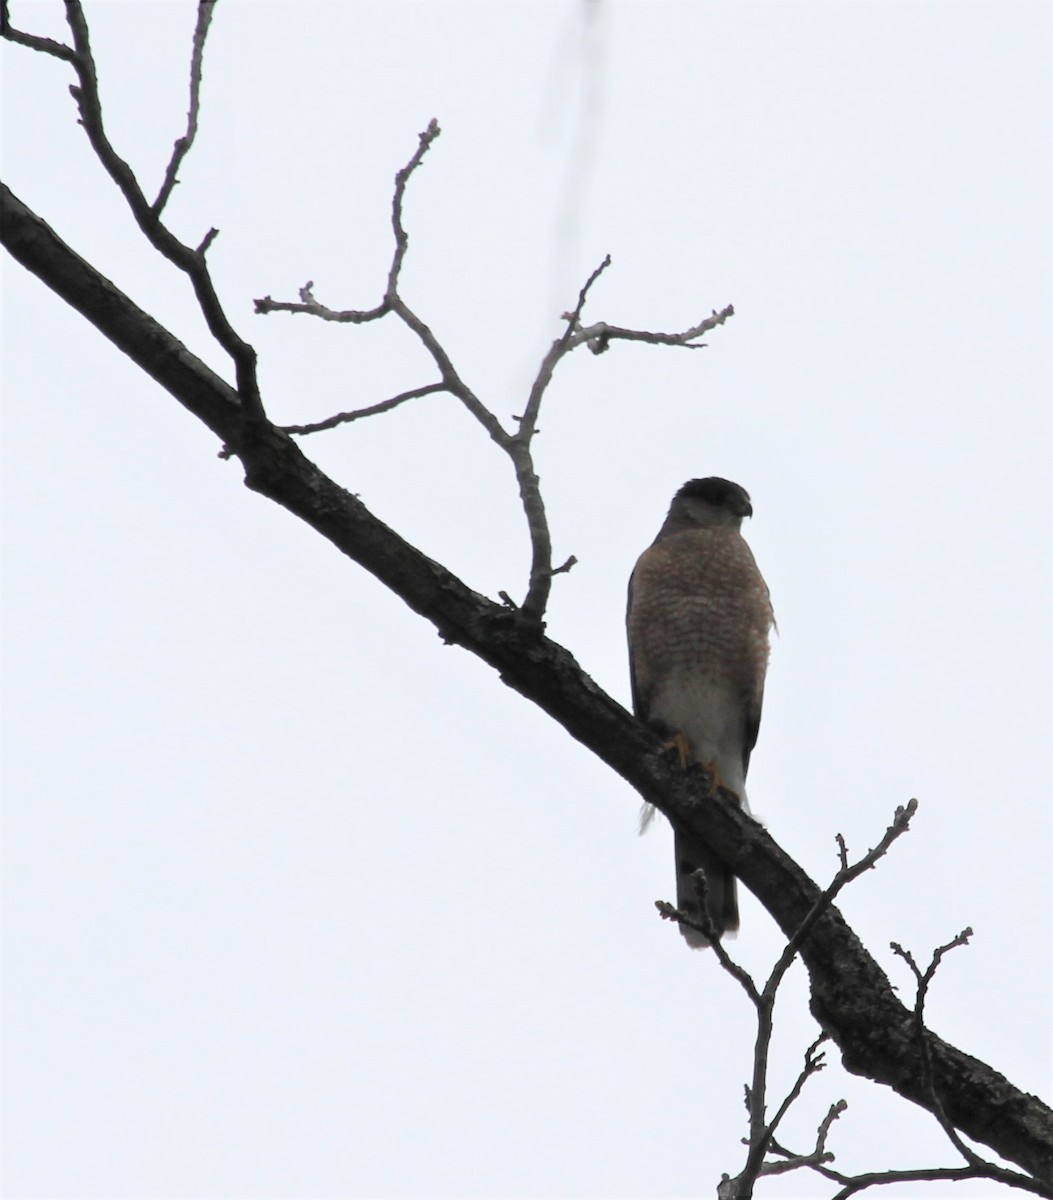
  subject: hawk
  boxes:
[627,478,773,947]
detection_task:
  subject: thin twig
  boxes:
[57,0,262,419]
[254,143,734,626]
[658,868,763,1003]
[152,0,214,215]
[571,303,735,353]
[762,1035,828,1146]
[764,1099,846,1178]
[509,254,612,620]
[255,284,387,323]
[389,299,510,445]
[718,803,921,1200]
[758,929,1053,1200]
[835,831,848,869]
[253,122,442,325]
[831,1166,1053,1199]
[893,931,979,1167]
[253,125,510,455]
[1,2,77,60]
[731,797,919,1195]
[518,254,611,445]
[829,1166,986,1198]
[387,119,441,300]
[280,383,448,436]
[888,929,1038,1187]
[778,799,918,969]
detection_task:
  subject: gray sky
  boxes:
[3,2,1051,1197]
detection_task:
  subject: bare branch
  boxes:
[717,803,924,1199]
[255,283,388,324]
[55,0,262,418]
[507,273,733,621]
[659,869,764,1003]
[387,118,441,300]
[761,1095,846,1181]
[778,799,918,970]
[729,1001,828,1195]
[252,134,733,628]
[572,253,612,308]
[763,1035,828,1145]
[280,383,448,436]
[152,0,214,215]
[572,303,735,353]
[517,253,611,446]
[254,126,510,459]
[551,555,577,576]
[389,298,510,445]
[507,447,553,623]
[253,121,440,324]
[888,927,1048,1197]
[506,254,611,621]
[741,803,912,1183]
[762,930,1053,1200]
[196,226,219,256]
[893,930,981,1170]
[830,1166,1053,1199]
[1,2,76,60]
[829,1166,985,1198]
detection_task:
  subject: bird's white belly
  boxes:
[650,669,750,807]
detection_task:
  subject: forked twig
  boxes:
[886,930,1049,1196]
[255,130,734,621]
[704,802,924,1199]
[25,0,264,419]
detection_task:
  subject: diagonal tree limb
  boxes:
[3,183,1050,1186]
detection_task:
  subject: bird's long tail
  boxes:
[674,830,739,949]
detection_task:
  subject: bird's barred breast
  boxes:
[629,528,772,691]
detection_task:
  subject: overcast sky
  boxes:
[3,2,1051,1197]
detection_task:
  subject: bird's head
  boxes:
[660,477,753,536]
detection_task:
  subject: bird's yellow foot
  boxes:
[661,732,693,769]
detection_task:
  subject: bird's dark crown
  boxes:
[675,477,752,512]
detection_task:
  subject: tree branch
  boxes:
[387,117,441,300]
[1,1,77,60]
[713,806,916,1198]
[57,0,262,417]
[152,0,214,215]
[887,932,1050,1195]
[252,129,734,624]
[4,184,1049,1186]
[278,382,449,437]
[572,304,735,355]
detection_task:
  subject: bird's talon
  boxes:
[661,732,692,769]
